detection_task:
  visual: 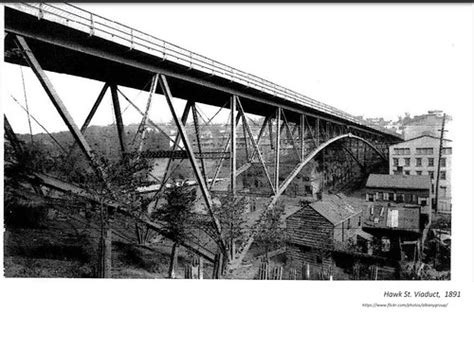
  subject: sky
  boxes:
[1,3,472,134]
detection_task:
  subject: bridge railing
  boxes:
[7,2,399,138]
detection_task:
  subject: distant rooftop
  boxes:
[366,174,431,191]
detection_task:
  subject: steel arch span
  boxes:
[269,132,387,207]
[230,133,387,269]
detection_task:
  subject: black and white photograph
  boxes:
[1,2,472,348]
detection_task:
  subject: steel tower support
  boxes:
[274,108,281,190]
[230,95,237,195]
[110,84,127,157]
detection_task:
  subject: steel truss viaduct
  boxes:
[3,3,402,275]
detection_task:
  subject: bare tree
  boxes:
[252,201,287,262]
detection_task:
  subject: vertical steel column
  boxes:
[300,115,305,159]
[110,84,127,156]
[315,117,320,146]
[274,108,281,190]
[192,103,209,187]
[230,95,237,195]
[268,116,274,150]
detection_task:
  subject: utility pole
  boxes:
[434,113,447,213]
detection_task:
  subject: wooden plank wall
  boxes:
[287,206,333,250]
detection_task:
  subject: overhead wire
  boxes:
[19,66,34,143]
[10,94,68,154]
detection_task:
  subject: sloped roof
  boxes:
[363,204,420,232]
[366,174,431,190]
[308,194,361,225]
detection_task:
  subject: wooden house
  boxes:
[286,194,366,268]
[363,203,423,262]
[285,194,401,279]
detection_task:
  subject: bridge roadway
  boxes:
[4,3,401,143]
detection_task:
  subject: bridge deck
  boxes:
[4,3,401,141]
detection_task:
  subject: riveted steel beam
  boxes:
[110,84,127,156]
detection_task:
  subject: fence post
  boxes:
[184,264,191,279]
[168,242,179,279]
[272,266,282,280]
[198,256,204,279]
[98,228,112,278]
[212,253,221,279]
[302,263,310,280]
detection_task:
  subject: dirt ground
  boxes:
[3,216,216,279]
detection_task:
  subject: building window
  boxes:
[428,171,434,179]
[404,158,410,166]
[381,237,391,252]
[440,186,447,198]
[420,199,427,207]
[416,158,422,167]
[428,158,434,167]
[416,147,434,155]
[305,185,312,194]
[442,147,452,155]
[404,170,410,175]
[393,158,399,166]
[416,171,422,176]
[367,193,374,202]
[388,193,394,201]
[393,147,410,155]
[440,158,446,168]
[396,193,404,203]
[383,192,389,200]
[441,171,446,180]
